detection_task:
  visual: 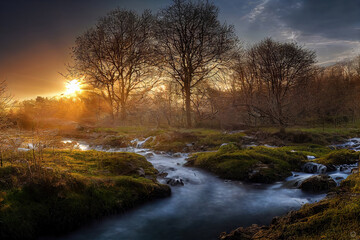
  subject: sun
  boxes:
[65,79,82,95]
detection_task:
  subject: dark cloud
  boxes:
[277,0,360,41]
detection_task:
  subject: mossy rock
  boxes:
[299,175,337,193]
[187,146,307,183]
[316,149,359,166]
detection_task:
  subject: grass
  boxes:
[186,144,310,183]
[187,143,358,183]
[316,149,359,166]
[0,150,170,240]
[143,129,245,152]
[251,126,360,146]
[86,126,246,152]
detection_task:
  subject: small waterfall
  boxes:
[131,136,155,148]
[302,162,327,174]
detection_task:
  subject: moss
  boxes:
[143,130,245,152]
[100,135,130,147]
[187,146,307,183]
[316,149,359,165]
[0,151,170,240]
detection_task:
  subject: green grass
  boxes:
[187,144,357,183]
[187,144,309,183]
[316,149,359,166]
[143,129,245,152]
[251,126,360,146]
[0,150,170,240]
[89,126,246,152]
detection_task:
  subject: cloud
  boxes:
[280,0,360,41]
[229,0,360,65]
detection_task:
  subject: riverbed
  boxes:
[43,140,341,240]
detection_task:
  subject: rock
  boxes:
[299,175,336,193]
[173,152,182,158]
[144,152,154,158]
[136,168,145,177]
[307,155,316,160]
[325,164,337,172]
[166,178,184,186]
[351,168,359,174]
[158,172,168,178]
[335,176,344,180]
[219,224,265,240]
[302,162,327,174]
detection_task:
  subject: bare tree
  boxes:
[0,80,12,128]
[70,9,157,121]
[245,38,316,131]
[155,0,237,128]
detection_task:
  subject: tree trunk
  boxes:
[279,126,286,134]
[120,103,126,121]
[185,84,192,128]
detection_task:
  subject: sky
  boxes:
[0,0,359,99]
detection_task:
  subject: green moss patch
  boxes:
[0,151,170,240]
[187,145,308,183]
[316,149,359,166]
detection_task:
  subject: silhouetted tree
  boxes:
[70,9,156,121]
[155,0,237,128]
[0,80,11,128]
[246,38,316,131]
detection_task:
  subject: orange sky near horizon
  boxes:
[0,42,71,100]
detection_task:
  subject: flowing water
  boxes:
[45,140,357,240]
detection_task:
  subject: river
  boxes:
[45,140,356,240]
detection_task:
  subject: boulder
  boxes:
[302,162,327,174]
[299,175,336,193]
[325,164,337,172]
[144,152,154,158]
[158,172,168,178]
[173,152,182,158]
[166,178,184,186]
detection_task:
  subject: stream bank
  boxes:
[46,139,357,240]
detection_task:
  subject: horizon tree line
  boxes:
[2,0,360,131]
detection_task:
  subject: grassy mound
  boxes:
[186,144,308,183]
[0,151,170,240]
[87,127,246,152]
[316,149,359,166]
[221,173,360,240]
[142,129,245,152]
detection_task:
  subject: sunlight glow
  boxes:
[65,79,82,95]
